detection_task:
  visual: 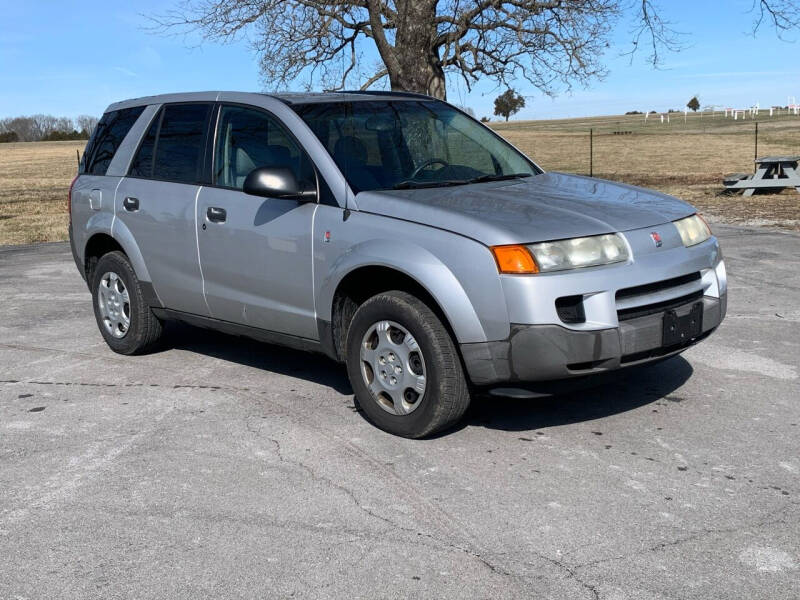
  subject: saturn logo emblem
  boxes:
[650,231,663,247]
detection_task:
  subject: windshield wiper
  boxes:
[391,172,532,190]
[392,179,471,190]
[468,173,533,184]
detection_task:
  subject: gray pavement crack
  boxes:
[570,499,799,574]
[241,414,537,590]
[264,433,402,531]
[0,377,244,393]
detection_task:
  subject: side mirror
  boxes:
[243,167,317,201]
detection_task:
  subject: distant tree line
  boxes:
[0,114,99,143]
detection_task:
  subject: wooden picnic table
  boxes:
[723,156,800,196]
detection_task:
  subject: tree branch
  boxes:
[360,68,389,89]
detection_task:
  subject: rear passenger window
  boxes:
[129,103,211,184]
[82,106,145,175]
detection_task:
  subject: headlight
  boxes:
[674,214,711,247]
[490,233,629,274]
[529,233,629,272]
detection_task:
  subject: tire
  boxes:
[91,251,163,355]
[345,291,470,438]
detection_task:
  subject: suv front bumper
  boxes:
[461,292,725,386]
[460,227,727,390]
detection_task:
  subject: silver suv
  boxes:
[69,91,727,437]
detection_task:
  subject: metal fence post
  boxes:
[589,128,593,177]
[754,121,758,164]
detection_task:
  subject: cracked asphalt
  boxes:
[1,224,799,599]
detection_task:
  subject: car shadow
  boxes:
[458,356,694,434]
[158,320,693,435]
[159,321,354,395]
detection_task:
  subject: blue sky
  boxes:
[1,1,798,121]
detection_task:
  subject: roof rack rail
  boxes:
[337,90,432,99]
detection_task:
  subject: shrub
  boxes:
[40,130,89,141]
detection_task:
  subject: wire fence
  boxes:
[494,112,800,195]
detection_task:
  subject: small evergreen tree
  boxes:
[687,96,701,112]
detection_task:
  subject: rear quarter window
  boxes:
[82,106,145,175]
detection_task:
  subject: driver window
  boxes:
[214,105,313,190]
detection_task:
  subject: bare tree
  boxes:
[750,0,800,37]
[0,115,86,141]
[0,117,38,141]
[76,115,99,135]
[30,114,65,140]
[151,1,800,99]
[55,117,75,133]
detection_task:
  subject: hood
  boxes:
[354,172,695,246]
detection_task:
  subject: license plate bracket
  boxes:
[662,302,703,347]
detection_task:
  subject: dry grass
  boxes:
[493,111,800,231]
[1,112,799,245]
[0,141,83,245]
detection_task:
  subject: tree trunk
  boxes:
[387,0,446,99]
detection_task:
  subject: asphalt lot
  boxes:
[1,224,798,599]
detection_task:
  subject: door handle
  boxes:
[206,206,227,223]
[123,197,139,211]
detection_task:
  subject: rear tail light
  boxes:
[67,174,79,225]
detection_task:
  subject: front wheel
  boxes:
[345,291,470,438]
[91,251,163,355]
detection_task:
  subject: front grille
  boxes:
[616,272,701,301]
[617,290,704,321]
[616,271,703,322]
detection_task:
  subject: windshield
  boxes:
[292,100,540,193]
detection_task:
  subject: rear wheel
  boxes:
[91,251,162,355]
[345,291,470,438]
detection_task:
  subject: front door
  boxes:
[196,104,318,339]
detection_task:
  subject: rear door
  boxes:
[71,106,146,259]
[115,102,213,316]
[195,104,318,338]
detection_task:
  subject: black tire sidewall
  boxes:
[91,251,152,355]
[345,292,464,438]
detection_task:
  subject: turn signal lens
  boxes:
[491,245,539,274]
